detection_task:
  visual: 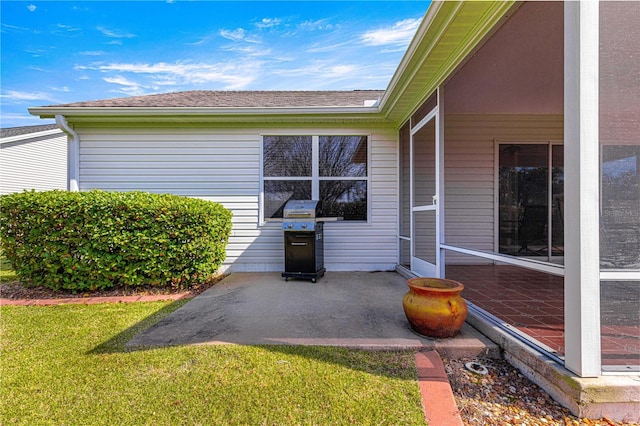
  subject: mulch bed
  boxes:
[445,357,638,426]
[0,275,225,301]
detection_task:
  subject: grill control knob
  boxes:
[287,223,293,229]
[302,223,307,229]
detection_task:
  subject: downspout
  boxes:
[55,115,79,192]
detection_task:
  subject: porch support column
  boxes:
[437,85,445,278]
[563,0,601,377]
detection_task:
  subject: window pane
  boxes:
[320,180,367,220]
[263,136,312,177]
[551,145,564,256]
[319,136,367,177]
[264,180,311,218]
[498,144,548,257]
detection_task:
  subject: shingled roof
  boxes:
[47,90,385,108]
[0,124,59,139]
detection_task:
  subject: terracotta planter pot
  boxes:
[402,277,468,338]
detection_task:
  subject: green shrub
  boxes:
[0,190,232,291]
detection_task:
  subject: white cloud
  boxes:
[219,44,271,57]
[189,34,213,46]
[104,75,149,96]
[104,75,139,87]
[219,28,260,43]
[360,18,421,46]
[92,61,260,90]
[300,19,335,31]
[56,23,81,32]
[220,28,246,41]
[306,40,352,54]
[79,50,105,56]
[1,23,31,33]
[1,112,47,128]
[27,4,36,12]
[255,18,282,29]
[273,61,356,80]
[0,90,58,103]
[25,48,48,57]
[97,26,135,38]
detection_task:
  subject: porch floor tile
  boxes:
[446,265,640,368]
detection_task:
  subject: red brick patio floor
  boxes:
[446,265,640,368]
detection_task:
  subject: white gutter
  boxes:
[29,106,382,118]
[55,115,79,192]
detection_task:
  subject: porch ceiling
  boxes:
[379,1,518,126]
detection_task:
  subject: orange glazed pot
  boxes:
[402,277,468,338]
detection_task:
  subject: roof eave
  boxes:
[0,128,65,145]
[28,105,381,118]
[28,105,394,126]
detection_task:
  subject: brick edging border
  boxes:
[0,293,191,306]
[415,350,464,426]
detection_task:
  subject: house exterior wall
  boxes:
[75,126,398,273]
[443,114,564,263]
[0,131,67,194]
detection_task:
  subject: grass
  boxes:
[1,301,426,425]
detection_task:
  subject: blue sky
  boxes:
[1,1,430,128]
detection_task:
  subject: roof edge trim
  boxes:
[28,105,382,118]
[0,128,64,145]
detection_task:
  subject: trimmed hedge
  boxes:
[0,190,232,291]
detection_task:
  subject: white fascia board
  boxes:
[0,128,64,145]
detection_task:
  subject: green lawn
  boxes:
[1,301,426,425]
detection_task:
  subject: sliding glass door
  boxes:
[497,142,564,262]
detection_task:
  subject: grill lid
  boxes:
[283,200,322,219]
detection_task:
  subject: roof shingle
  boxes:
[47,90,385,109]
[0,124,59,139]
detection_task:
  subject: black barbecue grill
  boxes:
[282,200,325,283]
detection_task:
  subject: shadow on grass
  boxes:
[87,298,418,380]
[88,298,191,354]
[256,344,419,380]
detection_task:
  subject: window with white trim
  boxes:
[263,135,368,221]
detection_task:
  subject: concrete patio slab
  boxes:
[127,271,499,358]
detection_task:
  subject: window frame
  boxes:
[493,139,565,264]
[260,133,371,224]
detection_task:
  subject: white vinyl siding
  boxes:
[0,132,67,194]
[443,114,563,263]
[75,126,398,273]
